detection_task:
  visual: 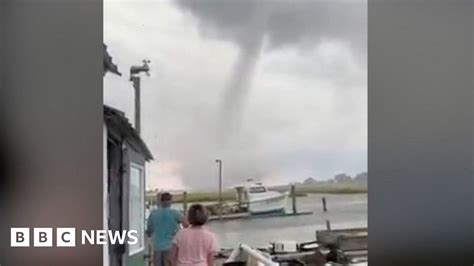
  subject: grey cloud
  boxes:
[175,0,367,59]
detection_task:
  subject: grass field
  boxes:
[146,182,367,204]
[274,182,368,194]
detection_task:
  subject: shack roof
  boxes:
[104,105,153,161]
[103,43,122,76]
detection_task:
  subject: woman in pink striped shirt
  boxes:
[171,204,218,266]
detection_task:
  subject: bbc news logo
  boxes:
[10,228,138,247]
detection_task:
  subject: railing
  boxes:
[225,243,279,266]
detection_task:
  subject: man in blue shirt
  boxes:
[146,192,187,266]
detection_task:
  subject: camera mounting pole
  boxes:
[129,59,150,135]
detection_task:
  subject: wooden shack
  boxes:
[104,106,153,266]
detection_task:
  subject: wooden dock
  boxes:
[316,227,368,252]
[211,227,368,265]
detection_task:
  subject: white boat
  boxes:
[235,181,288,215]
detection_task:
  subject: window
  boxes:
[249,186,266,194]
[129,163,145,255]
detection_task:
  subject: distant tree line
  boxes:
[302,171,367,185]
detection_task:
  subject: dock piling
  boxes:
[216,159,223,220]
[291,184,297,214]
[326,220,331,231]
[183,191,188,214]
[322,197,327,212]
[236,187,244,210]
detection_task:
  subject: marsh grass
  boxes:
[146,182,367,204]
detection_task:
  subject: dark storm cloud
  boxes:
[175,0,366,148]
[175,0,367,58]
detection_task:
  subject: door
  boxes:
[107,140,126,266]
[121,145,131,266]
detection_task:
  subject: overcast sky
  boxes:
[104,0,367,191]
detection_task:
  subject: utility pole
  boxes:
[129,59,150,135]
[216,159,223,219]
[131,76,141,135]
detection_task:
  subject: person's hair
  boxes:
[187,204,209,226]
[158,192,172,207]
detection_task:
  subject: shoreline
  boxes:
[146,183,368,204]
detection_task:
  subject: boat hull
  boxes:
[248,193,288,215]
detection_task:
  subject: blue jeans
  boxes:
[153,250,171,266]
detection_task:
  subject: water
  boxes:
[159,193,367,249]
[206,194,367,248]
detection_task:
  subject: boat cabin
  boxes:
[233,181,288,215]
[235,182,269,197]
[248,185,267,194]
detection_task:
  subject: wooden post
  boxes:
[236,187,243,210]
[216,159,223,220]
[291,184,297,214]
[326,220,331,231]
[322,197,327,212]
[183,191,188,214]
